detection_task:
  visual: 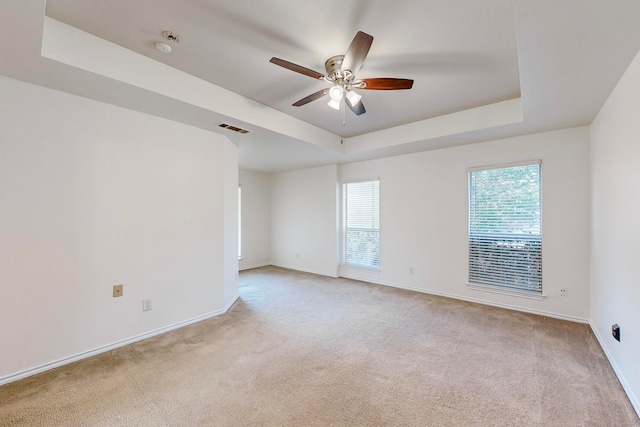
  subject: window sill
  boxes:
[466,282,545,301]
[341,263,381,274]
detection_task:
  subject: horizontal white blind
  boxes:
[344,180,380,268]
[468,164,542,293]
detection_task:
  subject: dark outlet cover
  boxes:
[612,324,620,342]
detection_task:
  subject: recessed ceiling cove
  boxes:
[45,0,521,138]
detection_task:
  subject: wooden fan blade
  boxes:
[347,99,366,116]
[342,31,373,74]
[270,57,325,80]
[361,78,414,90]
[293,89,329,107]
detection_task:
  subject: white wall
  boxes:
[339,127,591,322]
[270,165,339,277]
[238,169,271,270]
[0,76,237,383]
[223,141,239,306]
[590,49,640,414]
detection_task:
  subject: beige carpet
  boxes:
[1,266,638,426]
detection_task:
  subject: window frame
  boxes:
[466,160,543,299]
[342,178,381,271]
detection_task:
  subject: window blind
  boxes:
[344,180,380,268]
[468,163,542,293]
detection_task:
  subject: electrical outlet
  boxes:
[409,267,414,274]
[113,284,123,298]
[560,288,568,297]
[612,324,620,342]
[142,299,152,312]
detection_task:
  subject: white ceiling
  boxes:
[2,1,640,172]
[45,0,522,138]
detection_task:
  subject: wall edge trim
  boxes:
[239,262,271,271]
[271,262,338,278]
[590,323,640,419]
[340,272,590,324]
[0,295,240,387]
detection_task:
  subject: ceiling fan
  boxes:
[269,31,413,116]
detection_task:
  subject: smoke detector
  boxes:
[155,42,172,53]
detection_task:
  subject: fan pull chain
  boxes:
[341,97,346,127]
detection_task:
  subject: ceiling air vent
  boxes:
[219,123,250,134]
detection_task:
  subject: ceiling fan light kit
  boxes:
[328,98,341,111]
[329,85,344,101]
[270,31,413,117]
[328,85,344,109]
[346,90,362,107]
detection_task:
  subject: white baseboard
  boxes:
[340,272,589,324]
[239,262,270,271]
[270,262,338,278]
[0,294,240,387]
[591,324,640,419]
[224,293,240,311]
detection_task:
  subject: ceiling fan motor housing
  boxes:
[325,55,344,78]
[325,55,356,86]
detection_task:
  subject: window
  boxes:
[468,162,542,293]
[343,180,380,268]
[238,186,242,259]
